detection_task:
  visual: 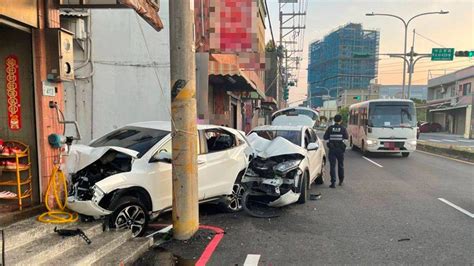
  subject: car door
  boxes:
[198,128,244,199]
[304,128,319,179]
[147,134,203,211]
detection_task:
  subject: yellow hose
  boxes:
[38,164,78,223]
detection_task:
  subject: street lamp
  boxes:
[366,10,449,99]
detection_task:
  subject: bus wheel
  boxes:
[350,137,357,151]
[402,152,410,157]
[361,141,369,156]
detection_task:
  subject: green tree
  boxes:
[339,107,349,126]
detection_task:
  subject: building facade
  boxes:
[378,85,427,100]
[426,66,473,138]
[308,23,379,107]
[194,0,266,132]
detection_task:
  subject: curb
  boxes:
[417,143,474,163]
[0,205,46,227]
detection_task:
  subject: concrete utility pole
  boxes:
[169,0,199,240]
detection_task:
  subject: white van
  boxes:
[271,107,320,128]
[348,99,417,157]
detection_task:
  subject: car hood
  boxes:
[247,133,306,158]
[272,115,315,127]
[66,144,138,174]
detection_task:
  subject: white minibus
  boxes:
[348,99,417,157]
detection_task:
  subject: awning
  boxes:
[209,54,265,99]
[429,105,468,112]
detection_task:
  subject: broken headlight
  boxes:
[273,160,301,176]
[245,168,259,177]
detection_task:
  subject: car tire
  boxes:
[361,141,369,156]
[219,171,245,213]
[297,172,308,204]
[314,159,325,185]
[108,196,149,237]
[402,152,410,158]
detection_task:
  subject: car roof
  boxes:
[251,125,306,131]
[127,121,221,131]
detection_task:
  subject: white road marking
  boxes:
[415,150,474,165]
[362,156,383,168]
[428,139,441,142]
[244,254,261,266]
[442,139,456,142]
[438,198,474,218]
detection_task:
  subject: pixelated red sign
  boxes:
[5,55,22,131]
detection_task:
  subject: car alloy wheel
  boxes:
[227,183,245,212]
[114,205,146,237]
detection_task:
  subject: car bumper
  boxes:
[366,140,417,153]
[67,196,112,217]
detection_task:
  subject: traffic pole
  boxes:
[169,0,199,240]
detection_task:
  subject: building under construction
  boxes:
[308,23,379,107]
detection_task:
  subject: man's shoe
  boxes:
[339,181,343,186]
[329,183,336,188]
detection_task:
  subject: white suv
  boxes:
[67,121,250,236]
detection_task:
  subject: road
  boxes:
[138,146,474,265]
[196,149,473,265]
[419,132,474,148]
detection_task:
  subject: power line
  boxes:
[415,31,447,48]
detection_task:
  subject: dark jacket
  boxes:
[323,124,348,152]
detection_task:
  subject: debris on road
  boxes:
[310,193,322,200]
[398,238,411,242]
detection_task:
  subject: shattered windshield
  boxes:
[368,103,416,128]
[90,126,169,158]
[252,130,301,146]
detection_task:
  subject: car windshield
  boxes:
[368,103,416,128]
[252,130,301,146]
[90,126,169,158]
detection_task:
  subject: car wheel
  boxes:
[109,196,149,237]
[361,141,369,156]
[220,182,245,213]
[315,159,325,185]
[297,172,308,204]
[402,152,410,158]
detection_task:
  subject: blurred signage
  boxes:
[0,0,38,28]
[5,55,22,131]
[431,48,454,61]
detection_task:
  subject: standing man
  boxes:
[323,114,348,188]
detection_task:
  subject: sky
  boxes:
[265,0,474,105]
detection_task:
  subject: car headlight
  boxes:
[366,139,378,145]
[273,160,302,176]
[92,185,106,201]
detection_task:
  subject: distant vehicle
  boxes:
[419,122,443,133]
[67,122,251,237]
[271,107,320,128]
[348,99,417,157]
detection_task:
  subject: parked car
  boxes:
[66,121,251,236]
[419,122,443,133]
[243,125,327,208]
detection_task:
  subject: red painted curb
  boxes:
[148,223,225,266]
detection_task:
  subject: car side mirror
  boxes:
[150,151,172,163]
[307,142,319,151]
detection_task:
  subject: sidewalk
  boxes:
[416,140,474,163]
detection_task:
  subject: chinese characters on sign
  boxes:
[431,48,454,61]
[5,55,22,131]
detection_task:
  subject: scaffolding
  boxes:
[307,23,379,107]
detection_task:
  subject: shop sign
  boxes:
[5,55,22,131]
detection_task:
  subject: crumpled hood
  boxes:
[66,144,138,174]
[272,115,315,127]
[247,133,306,158]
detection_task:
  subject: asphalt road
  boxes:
[419,132,474,147]
[195,149,474,265]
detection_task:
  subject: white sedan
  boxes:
[245,125,327,206]
[67,121,251,236]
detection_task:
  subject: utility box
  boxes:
[46,28,74,81]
